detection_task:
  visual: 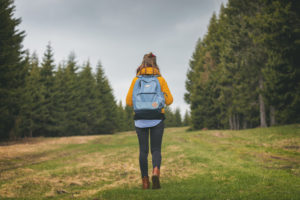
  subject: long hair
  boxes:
[136,52,160,74]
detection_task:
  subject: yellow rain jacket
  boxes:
[126,67,173,116]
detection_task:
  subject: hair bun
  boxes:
[149,52,155,57]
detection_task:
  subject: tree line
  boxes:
[0,0,189,140]
[2,42,123,139]
[185,0,299,130]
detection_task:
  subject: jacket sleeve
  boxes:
[159,76,173,105]
[126,77,138,106]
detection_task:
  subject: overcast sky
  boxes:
[14,0,227,115]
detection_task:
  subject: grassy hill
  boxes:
[0,125,299,200]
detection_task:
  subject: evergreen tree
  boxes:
[164,106,176,127]
[116,101,126,131]
[95,62,118,134]
[124,104,134,131]
[185,0,299,130]
[39,43,56,136]
[40,43,55,91]
[77,61,98,135]
[0,0,25,139]
[248,0,300,125]
[184,39,203,104]
[22,50,31,76]
[183,110,191,127]
[0,0,127,138]
[19,55,45,137]
[61,53,81,135]
[218,0,261,129]
[174,108,182,127]
[51,62,67,136]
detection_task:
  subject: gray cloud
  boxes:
[14,0,227,115]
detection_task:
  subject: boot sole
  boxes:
[152,176,161,189]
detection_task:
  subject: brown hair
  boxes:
[136,52,160,74]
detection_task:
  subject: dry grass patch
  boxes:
[0,134,141,198]
[164,127,188,134]
[0,146,141,199]
[0,135,103,160]
[253,152,300,172]
[276,138,300,153]
[162,152,207,180]
[166,145,183,152]
[211,131,228,138]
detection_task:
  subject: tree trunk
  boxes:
[236,114,240,130]
[229,115,233,130]
[243,119,247,129]
[233,114,236,130]
[259,75,267,127]
[270,106,276,126]
[9,129,16,140]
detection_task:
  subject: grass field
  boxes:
[0,124,299,200]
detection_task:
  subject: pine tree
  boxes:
[22,50,31,76]
[0,0,25,139]
[248,0,300,125]
[183,110,191,126]
[19,55,45,137]
[185,0,299,130]
[164,106,176,127]
[185,12,226,129]
[40,43,55,91]
[174,108,182,127]
[39,43,56,136]
[124,104,134,131]
[184,39,203,104]
[95,62,118,134]
[62,53,81,135]
[116,101,126,131]
[52,62,67,136]
[13,50,31,136]
[77,61,98,135]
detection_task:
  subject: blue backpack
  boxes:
[132,75,165,113]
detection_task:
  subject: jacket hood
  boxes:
[137,67,161,75]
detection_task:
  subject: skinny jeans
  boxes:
[135,120,164,178]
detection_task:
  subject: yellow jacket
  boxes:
[126,67,173,113]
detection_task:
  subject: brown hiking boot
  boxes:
[142,176,150,189]
[152,167,161,189]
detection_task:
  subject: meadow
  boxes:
[0,125,299,200]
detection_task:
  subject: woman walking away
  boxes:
[126,52,173,189]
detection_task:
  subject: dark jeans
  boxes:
[135,121,164,178]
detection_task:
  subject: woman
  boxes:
[126,52,173,189]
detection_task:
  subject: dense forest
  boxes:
[0,0,187,140]
[185,0,299,130]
